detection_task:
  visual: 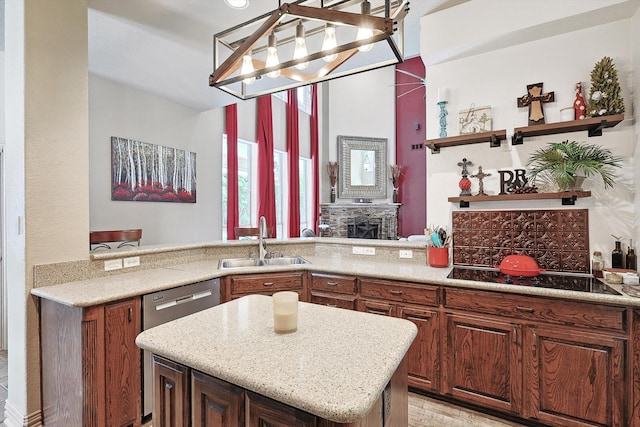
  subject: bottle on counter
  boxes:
[612,240,624,269]
[627,239,637,271]
[592,251,604,278]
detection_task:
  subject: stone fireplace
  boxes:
[320,203,399,239]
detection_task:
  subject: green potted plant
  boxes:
[526,140,622,191]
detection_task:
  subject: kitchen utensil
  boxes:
[438,228,447,246]
[496,254,546,277]
[430,232,442,247]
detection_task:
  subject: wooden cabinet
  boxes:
[105,299,142,427]
[443,287,629,426]
[309,272,358,310]
[224,271,306,302]
[191,370,245,427]
[523,326,625,427]
[153,356,190,427]
[442,312,522,414]
[246,391,316,426]
[358,278,440,392]
[40,297,142,427]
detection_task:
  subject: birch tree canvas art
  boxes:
[111,137,197,203]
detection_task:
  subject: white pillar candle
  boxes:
[273,291,299,334]
[437,88,448,103]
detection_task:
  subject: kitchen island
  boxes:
[135,294,418,427]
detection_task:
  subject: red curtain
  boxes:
[287,89,301,237]
[225,104,239,240]
[310,84,320,234]
[257,96,277,235]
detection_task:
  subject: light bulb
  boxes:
[241,54,256,85]
[266,32,281,78]
[357,1,373,52]
[322,23,338,62]
[293,21,309,70]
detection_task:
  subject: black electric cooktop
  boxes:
[448,266,621,295]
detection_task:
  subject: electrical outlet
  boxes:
[399,250,413,259]
[362,247,376,255]
[352,246,364,255]
[124,256,140,268]
[104,259,123,271]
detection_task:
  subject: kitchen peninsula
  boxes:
[135,294,418,426]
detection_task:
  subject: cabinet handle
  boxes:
[262,282,274,287]
[128,307,133,322]
[326,281,338,286]
[515,306,534,313]
[165,383,173,390]
[389,290,403,296]
[327,304,338,307]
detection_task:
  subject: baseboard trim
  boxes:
[3,399,42,427]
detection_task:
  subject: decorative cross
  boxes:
[457,157,473,177]
[470,166,492,196]
[517,82,555,125]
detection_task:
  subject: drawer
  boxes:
[360,278,439,307]
[444,287,627,332]
[229,272,304,295]
[311,273,358,295]
[310,292,357,310]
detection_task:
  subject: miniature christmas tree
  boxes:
[587,56,625,117]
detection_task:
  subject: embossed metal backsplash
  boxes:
[452,209,589,273]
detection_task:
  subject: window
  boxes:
[273,149,288,238]
[222,135,258,240]
[299,157,313,231]
[273,86,312,115]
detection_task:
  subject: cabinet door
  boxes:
[246,391,316,426]
[104,298,141,427]
[191,371,244,427]
[524,326,625,426]
[153,356,190,427]
[358,298,395,316]
[398,305,439,393]
[443,313,522,415]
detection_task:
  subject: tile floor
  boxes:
[0,352,524,427]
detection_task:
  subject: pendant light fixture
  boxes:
[240,53,256,85]
[265,32,281,78]
[321,23,338,63]
[210,0,409,100]
[292,20,309,70]
[356,0,374,52]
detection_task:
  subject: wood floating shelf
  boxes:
[511,114,624,145]
[448,191,591,208]
[426,130,507,154]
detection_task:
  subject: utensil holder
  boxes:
[428,247,449,268]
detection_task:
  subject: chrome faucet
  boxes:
[258,215,268,263]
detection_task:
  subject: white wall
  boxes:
[633,7,640,249]
[89,75,224,245]
[423,13,636,258]
[326,66,397,201]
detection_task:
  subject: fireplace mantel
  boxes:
[320,203,400,239]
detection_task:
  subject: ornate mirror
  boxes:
[338,135,387,199]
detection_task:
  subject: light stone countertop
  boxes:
[31,254,640,307]
[135,294,418,423]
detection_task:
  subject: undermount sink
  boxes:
[218,256,309,269]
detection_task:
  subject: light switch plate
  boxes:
[399,250,413,259]
[104,259,123,271]
[352,246,365,255]
[124,256,140,268]
[362,247,376,255]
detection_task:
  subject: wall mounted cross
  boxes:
[517,82,555,125]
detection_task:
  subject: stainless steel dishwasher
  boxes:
[142,278,220,418]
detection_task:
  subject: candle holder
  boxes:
[438,101,448,138]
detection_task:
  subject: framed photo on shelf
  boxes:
[459,105,492,135]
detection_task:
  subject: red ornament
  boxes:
[459,176,472,196]
[573,82,586,120]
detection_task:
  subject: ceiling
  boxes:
[86,0,449,112]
